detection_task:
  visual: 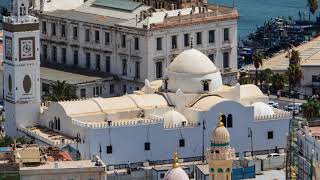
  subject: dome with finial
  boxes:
[164,151,189,180]
[211,113,230,146]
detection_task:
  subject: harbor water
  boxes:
[210,0,319,38]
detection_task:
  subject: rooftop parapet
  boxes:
[3,15,39,25]
[149,5,238,30]
[255,109,291,121]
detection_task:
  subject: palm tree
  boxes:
[44,81,77,101]
[301,98,320,121]
[307,0,318,24]
[288,49,301,65]
[271,73,287,91]
[287,64,303,91]
[252,51,264,85]
[259,68,273,91]
[0,135,13,147]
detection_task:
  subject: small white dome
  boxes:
[164,167,189,180]
[252,102,275,117]
[212,125,230,145]
[163,110,188,127]
[167,49,218,75]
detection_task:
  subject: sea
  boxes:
[210,0,319,39]
[0,0,319,38]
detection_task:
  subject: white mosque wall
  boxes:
[69,101,290,165]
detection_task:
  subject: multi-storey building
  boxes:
[36,0,239,97]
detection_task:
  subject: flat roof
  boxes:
[246,36,320,72]
[43,10,125,27]
[20,160,104,171]
[93,0,142,11]
[40,67,107,85]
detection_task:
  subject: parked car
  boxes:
[285,103,300,115]
[268,101,279,108]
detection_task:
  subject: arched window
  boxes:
[221,115,226,126]
[210,167,214,173]
[20,7,23,16]
[57,118,61,131]
[226,168,230,172]
[227,114,233,128]
[203,81,209,91]
[218,168,223,173]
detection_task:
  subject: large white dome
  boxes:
[164,167,189,180]
[252,102,275,117]
[165,49,223,94]
[168,49,218,75]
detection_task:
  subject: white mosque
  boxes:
[3,0,291,167]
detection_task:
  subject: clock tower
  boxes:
[3,0,41,137]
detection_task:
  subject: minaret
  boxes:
[206,113,235,180]
[3,0,41,137]
[163,150,189,180]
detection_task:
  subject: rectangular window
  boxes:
[179,139,185,147]
[42,21,47,34]
[268,131,274,139]
[85,29,90,42]
[86,52,90,68]
[95,30,100,43]
[106,145,112,154]
[223,52,230,68]
[134,37,139,50]
[122,85,126,94]
[156,61,162,79]
[96,54,100,71]
[73,26,78,40]
[156,37,162,50]
[171,35,177,49]
[209,30,215,43]
[224,28,230,41]
[51,23,56,36]
[122,59,127,75]
[121,35,126,48]
[61,24,66,37]
[52,46,57,62]
[197,32,202,45]
[105,56,110,73]
[110,84,114,94]
[105,32,110,45]
[144,142,150,151]
[42,45,47,61]
[135,61,140,79]
[61,48,66,64]
[80,88,86,98]
[208,54,214,63]
[184,34,189,47]
[73,50,78,66]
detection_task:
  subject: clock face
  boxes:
[5,36,12,60]
[19,37,35,61]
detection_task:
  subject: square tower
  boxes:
[3,0,41,137]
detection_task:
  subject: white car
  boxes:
[285,103,300,115]
[268,101,279,108]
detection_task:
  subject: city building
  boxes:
[0,143,107,180]
[297,121,320,180]
[35,0,239,97]
[3,0,290,170]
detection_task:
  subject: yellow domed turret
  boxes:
[211,113,230,146]
[164,150,189,180]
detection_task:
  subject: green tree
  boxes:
[238,71,252,85]
[252,51,264,85]
[0,135,13,147]
[271,73,287,91]
[301,98,320,121]
[307,0,318,24]
[288,50,301,65]
[287,64,303,91]
[44,81,77,101]
[259,68,273,90]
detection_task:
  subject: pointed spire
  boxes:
[218,112,224,127]
[172,149,180,168]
